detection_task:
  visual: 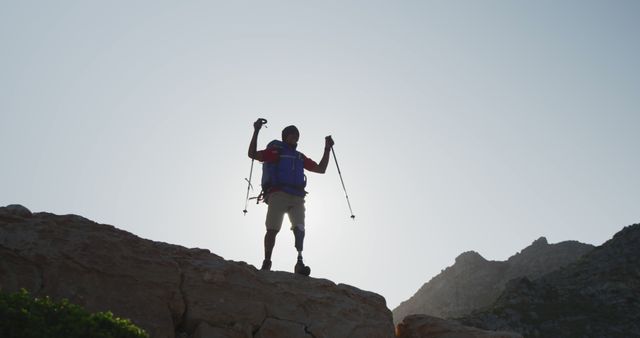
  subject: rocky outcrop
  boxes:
[396,315,522,338]
[0,205,395,338]
[461,223,640,337]
[393,237,593,323]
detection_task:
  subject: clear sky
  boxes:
[2,1,639,309]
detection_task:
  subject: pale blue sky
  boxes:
[2,1,639,309]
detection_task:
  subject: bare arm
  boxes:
[248,119,266,161]
[309,136,334,174]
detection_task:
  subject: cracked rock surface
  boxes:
[0,205,395,338]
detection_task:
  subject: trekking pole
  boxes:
[329,140,355,220]
[243,118,267,215]
[242,159,255,215]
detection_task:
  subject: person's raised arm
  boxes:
[248,119,266,161]
[313,136,334,174]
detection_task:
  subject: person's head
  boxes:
[281,125,300,147]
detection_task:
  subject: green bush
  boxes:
[0,289,148,338]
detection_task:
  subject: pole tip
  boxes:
[243,210,247,215]
[350,215,355,220]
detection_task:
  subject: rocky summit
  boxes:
[0,205,395,338]
[461,223,640,337]
[4,203,636,338]
[393,236,593,323]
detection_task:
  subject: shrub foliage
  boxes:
[0,289,148,338]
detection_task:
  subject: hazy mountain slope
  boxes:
[393,237,593,323]
[461,223,640,337]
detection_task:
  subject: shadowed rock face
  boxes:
[0,205,395,338]
[393,237,594,323]
[396,315,523,338]
[461,223,640,337]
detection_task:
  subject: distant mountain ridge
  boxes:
[461,223,640,337]
[393,236,594,323]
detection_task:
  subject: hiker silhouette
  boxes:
[248,118,334,276]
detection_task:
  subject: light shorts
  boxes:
[265,191,305,232]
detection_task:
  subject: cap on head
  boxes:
[281,125,299,141]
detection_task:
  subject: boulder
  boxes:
[0,204,32,217]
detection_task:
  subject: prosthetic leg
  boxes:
[293,225,311,276]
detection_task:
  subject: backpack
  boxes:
[259,140,307,203]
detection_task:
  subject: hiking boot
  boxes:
[294,260,311,276]
[261,259,272,271]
